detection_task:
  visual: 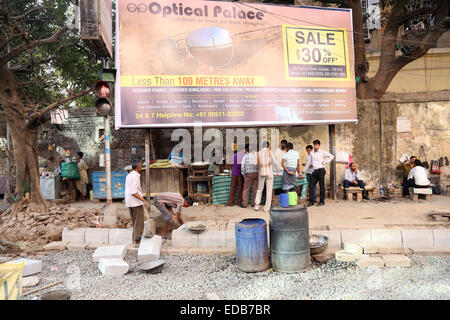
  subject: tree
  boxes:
[0,0,101,210]
[273,0,450,99]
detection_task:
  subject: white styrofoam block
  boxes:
[138,235,162,262]
[9,258,42,276]
[93,245,127,262]
[108,228,133,245]
[62,228,86,244]
[98,258,129,275]
[85,228,110,244]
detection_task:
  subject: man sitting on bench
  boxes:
[407,159,430,188]
[344,162,368,200]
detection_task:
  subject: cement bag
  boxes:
[0,262,25,300]
[61,162,79,179]
[336,151,350,163]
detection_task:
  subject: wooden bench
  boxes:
[341,186,363,201]
[409,187,432,200]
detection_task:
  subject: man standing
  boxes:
[306,140,334,206]
[396,156,417,197]
[281,142,302,193]
[241,143,259,208]
[407,159,430,188]
[75,151,89,201]
[272,139,287,174]
[344,162,368,200]
[227,143,244,206]
[153,192,193,238]
[254,141,274,213]
[303,145,316,201]
[125,160,147,247]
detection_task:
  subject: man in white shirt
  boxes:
[407,159,430,188]
[306,139,334,206]
[344,162,368,200]
[272,139,287,174]
[125,160,148,247]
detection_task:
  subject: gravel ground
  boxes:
[19,250,450,300]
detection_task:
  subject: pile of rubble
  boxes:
[0,202,104,244]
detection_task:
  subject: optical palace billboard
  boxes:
[115,0,357,128]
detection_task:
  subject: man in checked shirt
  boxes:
[305,139,334,207]
[241,143,259,208]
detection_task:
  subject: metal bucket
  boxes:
[270,204,310,273]
[235,219,269,272]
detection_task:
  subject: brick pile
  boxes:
[335,242,412,267]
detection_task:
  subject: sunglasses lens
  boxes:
[156,38,180,60]
[185,27,233,67]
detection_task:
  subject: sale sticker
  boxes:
[283,25,350,81]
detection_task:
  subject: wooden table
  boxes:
[141,167,189,197]
[187,175,213,204]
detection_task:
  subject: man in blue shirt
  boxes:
[168,150,187,165]
[344,162,368,200]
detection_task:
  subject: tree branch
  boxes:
[11,6,49,20]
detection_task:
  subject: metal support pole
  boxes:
[145,129,150,210]
[329,124,336,200]
[104,115,112,204]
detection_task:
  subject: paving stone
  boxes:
[401,229,433,249]
[410,247,450,256]
[9,258,42,276]
[62,228,86,244]
[371,229,402,245]
[340,230,371,243]
[309,230,342,249]
[357,242,379,254]
[87,243,111,249]
[199,230,226,247]
[172,229,199,247]
[93,245,127,262]
[98,258,129,275]
[43,241,69,251]
[343,242,363,255]
[356,257,385,268]
[22,276,40,287]
[138,235,162,262]
[225,231,236,248]
[164,246,189,255]
[335,250,362,262]
[108,228,133,245]
[66,242,89,251]
[85,228,110,244]
[382,254,411,267]
[376,242,405,254]
[187,247,235,255]
[432,229,450,248]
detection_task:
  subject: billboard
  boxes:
[115,0,357,128]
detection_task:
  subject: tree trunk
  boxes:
[0,65,48,211]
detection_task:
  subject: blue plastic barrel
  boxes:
[278,193,290,207]
[235,219,269,272]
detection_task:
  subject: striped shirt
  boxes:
[283,150,299,168]
[258,148,273,177]
[241,152,258,175]
[155,192,185,213]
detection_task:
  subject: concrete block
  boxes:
[376,242,405,254]
[93,245,127,262]
[138,235,163,262]
[401,229,433,248]
[340,230,371,243]
[164,246,189,255]
[66,242,89,251]
[187,247,235,255]
[343,242,363,255]
[198,230,226,247]
[108,228,133,245]
[225,231,236,248]
[382,254,411,267]
[85,228,110,244]
[371,229,402,245]
[87,243,111,249]
[335,250,362,262]
[310,230,342,249]
[356,257,385,268]
[98,258,129,275]
[172,229,199,247]
[433,229,450,248]
[62,228,86,244]
[357,242,378,254]
[410,247,450,256]
[43,241,69,251]
[9,258,42,276]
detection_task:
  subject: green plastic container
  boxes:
[61,162,80,179]
[288,192,298,206]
